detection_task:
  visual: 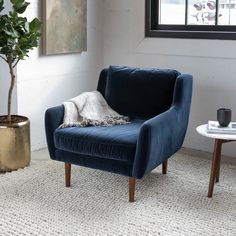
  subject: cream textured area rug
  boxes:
[0,153,235,236]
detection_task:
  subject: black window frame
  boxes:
[145,0,236,40]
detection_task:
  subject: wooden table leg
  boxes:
[208,139,223,198]
[215,151,222,183]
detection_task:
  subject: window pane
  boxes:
[218,0,236,25]
[159,0,185,25]
[188,0,216,25]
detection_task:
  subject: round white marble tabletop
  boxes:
[196,124,236,140]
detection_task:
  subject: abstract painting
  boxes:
[42,0,87,55]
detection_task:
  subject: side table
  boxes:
[196,124,236,198]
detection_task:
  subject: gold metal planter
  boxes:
[0,115,30,172]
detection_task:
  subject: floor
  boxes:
[1,150,235,235]
[31,148,50,161]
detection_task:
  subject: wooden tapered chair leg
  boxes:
[65,163,71,187]
[129,177,136,202]
[162,160,168,174]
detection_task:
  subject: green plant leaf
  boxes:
[0,46,12,55]
[0,15,8,28]
[9,11,17,20]
[11,0,25,7]
[0,0,4,12]
[29,18,41,32]
[3,24,19,38]
[11,0,30,14]
[1,0,41,122]
[7,37,16,45]
[0,0,41,60]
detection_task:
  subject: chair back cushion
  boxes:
[105,66,180,118]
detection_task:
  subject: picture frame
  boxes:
[42,0,87,55]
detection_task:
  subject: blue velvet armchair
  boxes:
[45,66,193,202]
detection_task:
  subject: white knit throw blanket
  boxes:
[59,91,130,128]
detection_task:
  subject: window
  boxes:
[145,0,236,39]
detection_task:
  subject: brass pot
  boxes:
[0,115,30,172]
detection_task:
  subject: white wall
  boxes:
[0,60,18,116]
[103,0,236,157]
[1,0,235,157]
[16,0,103,150]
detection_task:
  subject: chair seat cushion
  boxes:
[54,119,145,162]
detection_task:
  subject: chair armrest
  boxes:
[45,105,64,158]
[133,74,192,179]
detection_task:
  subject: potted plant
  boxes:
[0,0,41,171]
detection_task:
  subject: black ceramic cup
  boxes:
[217,108,232,127]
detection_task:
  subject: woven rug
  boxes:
[0,153,235,236]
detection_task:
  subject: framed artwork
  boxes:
[42,0,87,55]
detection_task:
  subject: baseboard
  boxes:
[179,147,236,166]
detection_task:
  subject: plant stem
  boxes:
[13,58,20,68]
[7,61,15,123]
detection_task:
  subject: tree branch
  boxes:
[7,61,16,123]
[0,55,7,63]
[13,58,20,68]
